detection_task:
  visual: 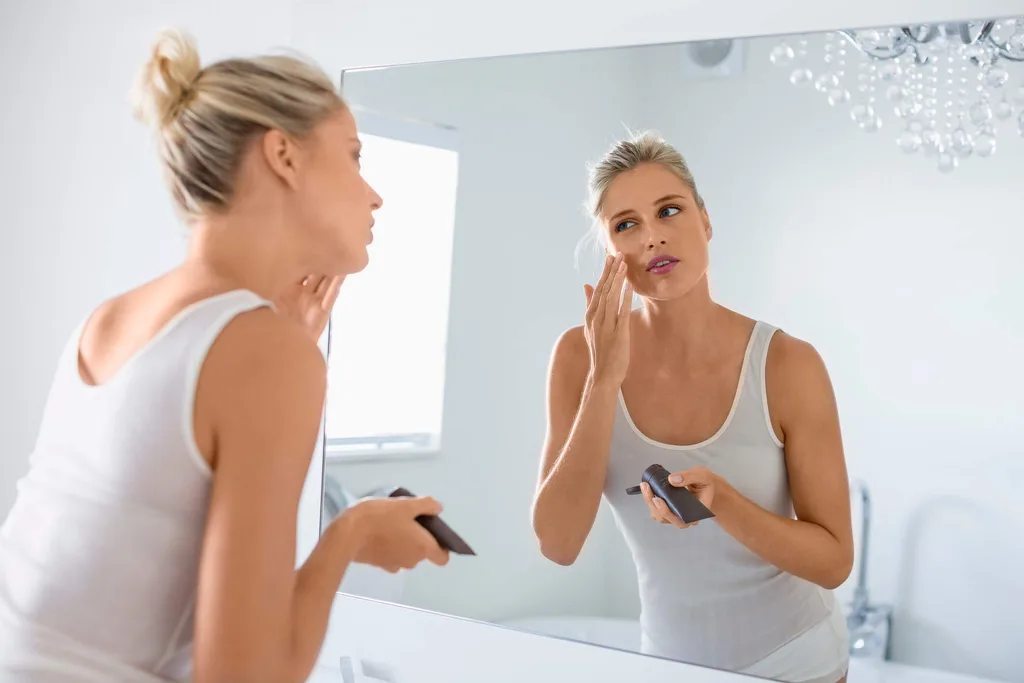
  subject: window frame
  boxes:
[321,107,459,464]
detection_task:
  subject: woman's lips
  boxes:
[646,255,679,275]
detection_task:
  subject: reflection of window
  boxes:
[323,111,459,460]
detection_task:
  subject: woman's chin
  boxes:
[636,281,698,302]
[345,246,371,274]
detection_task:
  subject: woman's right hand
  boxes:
[344,496,450,573]
[583,254,633,387]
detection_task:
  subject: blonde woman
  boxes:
[0,30,448,683]
[532,132,853,683]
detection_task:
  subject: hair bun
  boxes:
[131,28,201,130]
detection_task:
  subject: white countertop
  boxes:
[306,658,1007,683]
[847,659,1004,683]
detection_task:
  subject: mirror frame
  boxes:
[295,1,1024,678]
[293,0,1024,73]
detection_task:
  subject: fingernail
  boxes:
[669,474,682,484]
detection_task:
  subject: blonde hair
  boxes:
[583,130,705,251]
[130,28,345,219]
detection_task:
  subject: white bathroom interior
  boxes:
[322,17,1024,683]
[3,2,1024,682]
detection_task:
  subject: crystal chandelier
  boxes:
[770,18,1024,172]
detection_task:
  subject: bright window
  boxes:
[323,110,459,460]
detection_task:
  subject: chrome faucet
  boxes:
[845,478,893,659]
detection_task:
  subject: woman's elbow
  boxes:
[195,666,289,683]
[819,546,855,590]
[538,537,581,566]
[194,654,297,683]
[531,511,581,566]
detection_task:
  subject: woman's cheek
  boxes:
[626,265,642,290]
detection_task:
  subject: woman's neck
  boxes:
[183,209,304,302]
[638,276,727,360]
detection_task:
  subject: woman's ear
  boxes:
[261,129,301,190]
[702,209,713,241]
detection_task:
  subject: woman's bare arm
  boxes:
[533,256,632,566]
[531,327,619,565]
[707,333,855,588]
[191,309,356,683]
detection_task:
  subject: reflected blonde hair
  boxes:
[582,130,705,252]
[130,28,345,219]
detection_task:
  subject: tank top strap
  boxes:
[167,289,276,367]
[165,290,276,452]
[733,320,783,448]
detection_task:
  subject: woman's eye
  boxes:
[659,206,681,218]
[615,220,636,233]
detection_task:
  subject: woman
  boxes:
[0,29,449,683]
[532,132,853,683]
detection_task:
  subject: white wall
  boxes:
[334,32,1024,681]
[0,0,325,558]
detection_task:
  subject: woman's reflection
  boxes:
[532,132,853,683]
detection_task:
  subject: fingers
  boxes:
[295,274,337,298]
[586,256,614,318]
[311,275,329,295]
[597,253,616,288]
[421,529,451,567]
[429,547,451,567]
[640,482,662,522]
[668,466,710,489]
[668,470,689,487]
[617,279,633,330]
[605,259,627,328]
[594,255,624,328]
[643,482,697,529]
[407,495,444,518]
[652,497,691,528]
[593,255,615,298]
[320,275,344,311]
[583,284,594,308]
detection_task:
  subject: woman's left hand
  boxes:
[274,274,344,343]
[641,466,719,529]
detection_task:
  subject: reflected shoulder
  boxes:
[546,325,590,384]
[765,330,835,412]
[767,330,828,376]
[551,325,587,363]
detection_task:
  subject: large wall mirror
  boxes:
[318,15,1024,683]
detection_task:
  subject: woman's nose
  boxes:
[646,240,667,251]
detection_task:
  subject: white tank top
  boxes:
[0,290,272,682]
[602,321,837,670]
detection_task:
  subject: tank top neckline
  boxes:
[74,288,270,391]
[617,320,763,452]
